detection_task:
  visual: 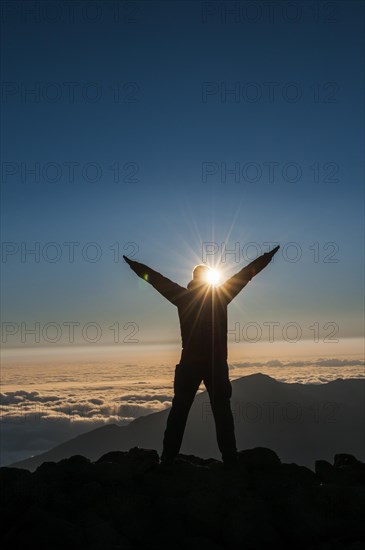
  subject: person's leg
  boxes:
[161,363,202,463]
[203,363,237,464]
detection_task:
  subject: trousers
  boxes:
[162,361,237,462]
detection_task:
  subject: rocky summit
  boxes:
[1,447,364,550]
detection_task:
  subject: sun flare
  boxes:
[206,268,221,285]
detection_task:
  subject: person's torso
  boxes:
[177,285,228,364]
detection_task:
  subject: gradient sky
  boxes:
[1,0,364,350]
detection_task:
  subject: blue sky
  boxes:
[1,0,364,348]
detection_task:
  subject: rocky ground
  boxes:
[1,447,364,550]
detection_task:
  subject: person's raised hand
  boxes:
[267,245,280,257]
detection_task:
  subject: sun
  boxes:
[206,268,221,285]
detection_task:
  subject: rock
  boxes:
[1,505,84,549]
[280,463,320,486]
[0,447,364,549]
[184,535,225,549]
[0,466,31,493]
[96,450,128,464]
[58,454,91,469]
[316,457,365,487]
[344,542,365,550]
[35,461,57,476]
[334,453,361,467]
[174,453,217,467]
[97,446,159,475]
[83,519,121,548]
[222,493,281,548]
[238,447,281,469]
[315,460,335,483]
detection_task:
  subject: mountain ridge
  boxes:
[10,373,365,472]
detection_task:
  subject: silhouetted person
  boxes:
[123,245,280,466]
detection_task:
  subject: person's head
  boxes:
[191,264,209,283]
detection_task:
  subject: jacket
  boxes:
[124,246,279,365]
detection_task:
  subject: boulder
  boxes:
[1,447,364,549]
[238,447,281,469]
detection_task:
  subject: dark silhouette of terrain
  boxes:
[124,246,279,464]
[1,447,365,550]
[10,374,365,472]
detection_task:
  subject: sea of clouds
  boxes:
[1,355,364,466]
[0,385,173,466]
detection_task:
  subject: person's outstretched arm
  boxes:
[123,255,187,306]
[221,245,280,303]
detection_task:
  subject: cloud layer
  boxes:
[1,357,364,466]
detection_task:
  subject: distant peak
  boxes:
[232,372,278,384]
